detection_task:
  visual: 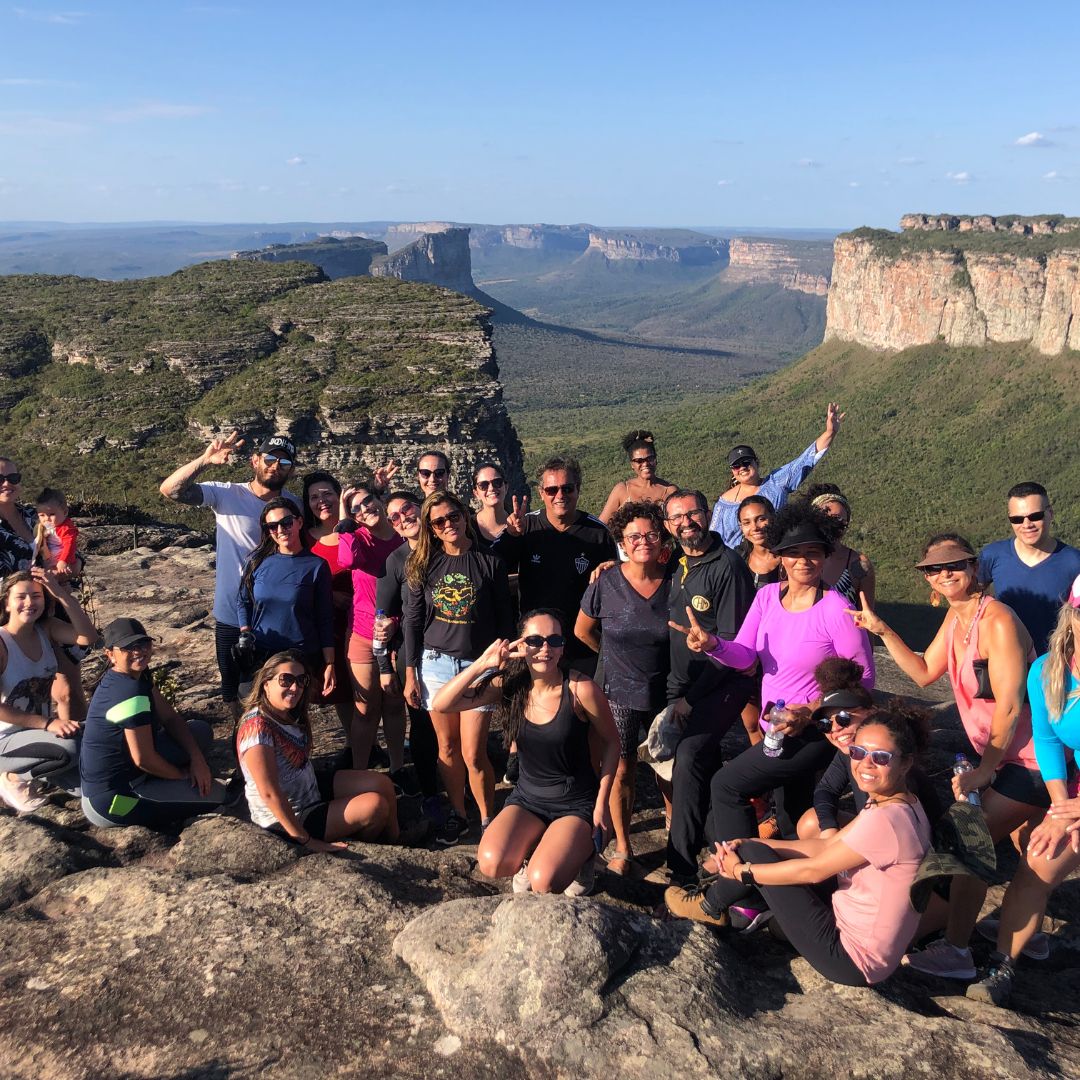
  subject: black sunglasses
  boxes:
[430,510,463,530]
[275,672,310,689]
[825,710,858,729]
[418,468,447,480]
[1008,511,1047,524]
[262,454,293,469]
[631,455,656,465]
[523,633,565,649]
[266,515,296,532]
[542,484,577,497]
[350,496,379,515]
[848,744,895,766]
[476,478,504,491]
[388,506,419,524]
[0,472,21,485]
[920,559,971,575]
[731,458,755,470]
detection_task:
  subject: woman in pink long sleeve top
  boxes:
[671,503,874,847]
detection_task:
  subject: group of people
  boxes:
[0,408,1077,1010]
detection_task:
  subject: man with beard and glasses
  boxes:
[497,456,617,674]
[661,488,756,885]
[160,432,300,715]
[978,481,1080,656]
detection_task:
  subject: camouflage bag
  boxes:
[910,799,997,913]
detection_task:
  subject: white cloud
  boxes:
[106,101,214,123]
[1043,170,1069,182]
[896,156,923,166]
[285,155,305,166]
[12,8,87,24]
[946,170,973,184]
[848,181,861,188]
[1015,131,1052,148]
[797,157,822,168]
[0,111,89,136]
[716,179,733,187]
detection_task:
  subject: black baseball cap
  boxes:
[811,689,869,723]
[255,435,296,460]
[727,445,757,467]
[103,617,152,650]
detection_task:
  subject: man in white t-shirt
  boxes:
[160,431,300,714]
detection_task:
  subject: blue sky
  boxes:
[1,2,1077,228]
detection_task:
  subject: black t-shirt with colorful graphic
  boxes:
[403,548,514,666]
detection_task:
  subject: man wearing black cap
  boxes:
[160,431,300,713]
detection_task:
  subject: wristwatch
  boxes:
[738,863,757,886]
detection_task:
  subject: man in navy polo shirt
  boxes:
[979,481,1080,655]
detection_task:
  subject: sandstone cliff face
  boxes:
[232,236,388,279]
[584,231,727,266]
[724,239,831,295]
[825,231,1080,354]
[900,213,1080,236]
[385,221,455,250]
[370,228,476,295]
[470,223,591,255]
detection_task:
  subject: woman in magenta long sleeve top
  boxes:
[671,503,874,853]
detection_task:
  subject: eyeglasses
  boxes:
[0,472,22,485]
[624,530,661,546]
[350,496,379,515]
[631,455,656,466]
[1008,511,1047,524]
[266,515,296,532]
[920,559,972,576]
[731,458,755,471]
[523,634,565,649]
[262,454,293,469]
[388,506,419,524]
[542,484,577,497]
[665,508,707,525]
[275,672,310,689]
[430,510,463,530]
[476,478,504,491]
[848,744,895,767]
[418,468,447,480]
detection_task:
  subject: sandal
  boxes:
[605,850,635,876]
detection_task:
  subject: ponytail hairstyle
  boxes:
[1040,600,1080,724]
[622,430,657,459]
[813,657,873,705]
[858,702,932,762]
[239,497,309,604]
[405,491,478,591]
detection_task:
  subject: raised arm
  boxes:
[849,592,948,688]
[159,431,245,505]
[430,638,508,714]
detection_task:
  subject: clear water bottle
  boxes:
[953,754,982,807]
[372,609,390,658]
[763,700,789,758]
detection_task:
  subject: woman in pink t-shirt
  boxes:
[665,704,932,986]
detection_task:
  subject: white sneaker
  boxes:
[0,772,48,814]
[512,861,532,893]
[563,854,597,897]
[901,938,976,980]
[975,917,1050,961]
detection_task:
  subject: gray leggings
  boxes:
[0,727,80,791]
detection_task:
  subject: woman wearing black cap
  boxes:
[668,502,874,846]
[79,617,228,829]
[709,403,844,547]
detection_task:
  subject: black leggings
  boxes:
[395,651,438,798]
[704,841,867,986]
[214,622,242,703]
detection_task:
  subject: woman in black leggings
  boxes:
[666,704,933,987]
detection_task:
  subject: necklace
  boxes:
[867,792,912,808]
[954,596,985,645]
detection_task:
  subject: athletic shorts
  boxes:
[348,633,376,665]
[419,648,493,713]
[504,787,596,827]
[991,763,1050,809]
[267,769,336,841]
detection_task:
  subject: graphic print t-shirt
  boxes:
[237,708,322,829]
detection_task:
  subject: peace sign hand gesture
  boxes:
[203,430,245,466]
[667,605,718,654]
[846,591,887,637]
[373,460,399,492]
[506,494,529,536]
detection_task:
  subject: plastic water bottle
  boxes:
[953,754,982,807]
[763,700,789,758]
[372,609,390,658]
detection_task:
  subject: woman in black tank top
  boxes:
[432,608,620,895]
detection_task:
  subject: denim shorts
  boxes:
[420,648,493,713]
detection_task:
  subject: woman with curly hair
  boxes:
[576,500,673,874]
[402,491,514,846]
[670,501,874,841]
[598,431,678,523]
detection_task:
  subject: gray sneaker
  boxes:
[966,955,1015,1007]
[975,917,1050,961]
[512,861,531,893]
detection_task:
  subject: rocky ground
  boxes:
[1,540,1077,1078]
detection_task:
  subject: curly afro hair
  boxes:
[814,657,868,695]
[763,501,843,556]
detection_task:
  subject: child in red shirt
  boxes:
[35,488,79,579]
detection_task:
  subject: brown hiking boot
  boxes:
[664,884,729,928]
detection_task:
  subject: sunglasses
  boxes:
[0,472,22,485]
[418,468,447,480]
[848,744,895,767]
[388,506,419,525]
[825,710,858,729]
[920,559,971,576]
[665,507,707,525]
[631,455,656,465]
[624,530,661,546]
[262,454,293,469]
[275,672,310,689]
[116,640,152,654]
[523,633,565,649]
[266,515,297,532]
[476,478,505,491]
[1008,511,1047,524]
[430,510,463,530]
[731,458,755,470]
[350,496,379,515]
[542,484,577,497]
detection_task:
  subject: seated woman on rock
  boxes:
[80,617,228,828]
[237,650,399,851]
[0,568,96,812]
[433,609,619,896]
[666,704,933,988]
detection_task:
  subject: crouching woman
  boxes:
[666,704,932,987]
[237,651,399,851]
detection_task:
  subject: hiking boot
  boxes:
[901,938,976,980]
[512,861,532,893]
[975,917,1050,961]
[564,854,597,897]
[433,811,469,848]
[664,883,729,928]
[0,772,48,814]
[730,904,773,934]
[966,955,1016,1007]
